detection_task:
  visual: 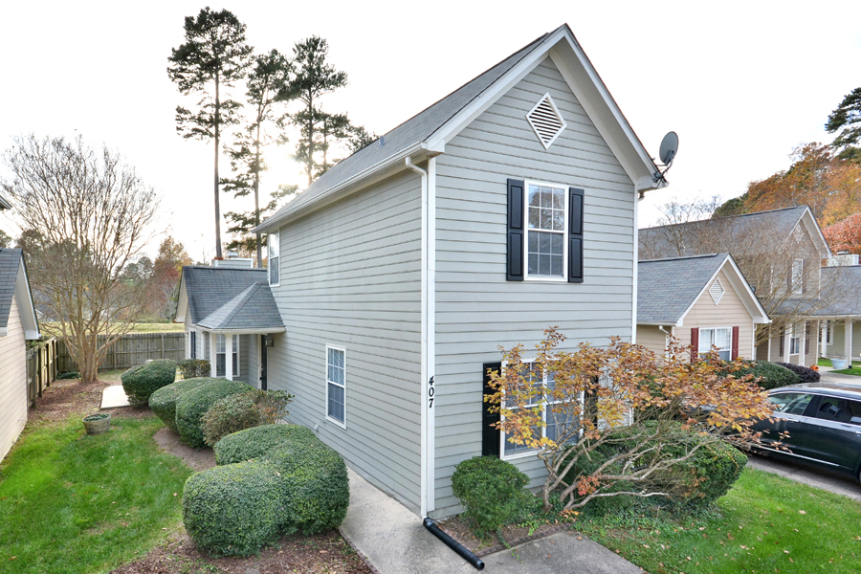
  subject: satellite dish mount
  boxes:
[653,131,678,185]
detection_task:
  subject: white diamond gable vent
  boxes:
[526,93,566,149]
[709,279,725,305]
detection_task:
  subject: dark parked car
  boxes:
[752,383,861,482]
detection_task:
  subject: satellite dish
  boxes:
[659,131,679,165]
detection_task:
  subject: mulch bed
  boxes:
[436,515,571,557]
[27,375,375,574]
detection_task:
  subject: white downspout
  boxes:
[658,325,672,358]
[405,156,432,517]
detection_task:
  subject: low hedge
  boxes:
[733,361,801,390]
[175,380,250,448]
[183,460,283,556]
[201,390,294,447]
[149,378,223,432]
[121,360,177,406]
[214,424,316,466]
[775,361,820,383]
[452,456,530,534]
[184,424,349,555]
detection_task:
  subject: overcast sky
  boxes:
[1,0,860,261]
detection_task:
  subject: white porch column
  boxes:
[225,334,234,381]
[766,326,772,362]
[847,319,854,365]
[820,321,827,358]
[799,321,807,367]
[783,323,792,364]
[209,332,217,379]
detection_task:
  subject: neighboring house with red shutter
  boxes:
[637,253,770,360]
[248,24,668,519]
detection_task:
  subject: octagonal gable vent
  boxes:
[526,93,567,149]
[709,279,725,305]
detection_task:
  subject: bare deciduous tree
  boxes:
[2,135,159,384]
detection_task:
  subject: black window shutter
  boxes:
[506,180,524,281]
[482,362,502,457]
[568,188,584,283]
[805,323,810,355]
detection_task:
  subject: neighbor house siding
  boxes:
[766,321,818,366]
[825,321,861,361]
[431,58,636,518]
[0,294,28,462]
[675,270,756,360]
[637,325,669,356]
[267,169,424,514]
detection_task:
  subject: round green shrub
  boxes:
[214,424,316,466]
[178,358,211,379]
[120,359,177,406]
[149,378,224,432]
[201,390,294,447]
[175,380,250,448]
[183,460,282,556]
[659,437,747,509]
[734,361,801,390]
[267,437,350,535]
[452,456,529,534]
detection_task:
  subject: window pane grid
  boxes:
[699,328,731,361]
[525,183,566,279]
[327,348,346,424]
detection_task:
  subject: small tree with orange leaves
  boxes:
[485,328,776,513]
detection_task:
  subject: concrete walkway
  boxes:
[339,468,643,574]
[820,370,861,385]
[100,385,130,409]
[747,453,861,502]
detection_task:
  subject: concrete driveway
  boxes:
[746,453,861,501]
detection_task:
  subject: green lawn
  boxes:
[577,467,861,573]
[833,367,861,376]
[0,415,192,574]
[818,357,861,368]
[42,322,185,335]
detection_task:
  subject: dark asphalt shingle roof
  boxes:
[258,29,555,230]
[639,206,811,259]
[776,266,861,317]
[197,282,284,331]
[637,253,728,324]
[182,266,268,325]
[0,249,23,330]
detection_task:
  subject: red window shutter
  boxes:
[690,328,699,363]
[731,326,740,360]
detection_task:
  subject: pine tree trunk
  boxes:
[254,123,262,268]
[213,74,223,259]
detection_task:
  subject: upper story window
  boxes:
[269,231,280,286]
[791,259,804,295]
[525,182,567,280]
[699,328,731,361]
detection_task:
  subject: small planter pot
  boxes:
[832,359,848,370]
[83,413,111,435]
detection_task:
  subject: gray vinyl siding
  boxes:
[431,58,637,517]
[247,334,260,389]
[825,320,861,360]
[267,169,424,514]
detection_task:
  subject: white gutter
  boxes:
[405,156,435,517]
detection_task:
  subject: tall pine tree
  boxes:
[222,49,294,266]
[826,87,861,162]
[167,8,253,259]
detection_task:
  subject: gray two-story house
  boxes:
[186,24,665,519]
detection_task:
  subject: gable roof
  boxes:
[639,206,832,260]
[197,282,285,333]
[0,248,40,339]
[175,266,268,325]
[0,193,10,210]
[779,265,861,319]
[256,24,661,233]
[637,253,769,326]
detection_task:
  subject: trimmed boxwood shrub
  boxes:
[267,436,350,535]
[214,424,316,466]
[149,377,224,432]
[201,390,294,447]
[775,361,821,383]
[175,380,250,448]
[452,456,530,534]
[733,361,801,390]
[183,460,282,556]
[121,359,177,406]
[178,358,211,379]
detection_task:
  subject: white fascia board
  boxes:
[15,259,39,338]
[254,143,428,233]
[198,327,286,335]
[0,327,6,337]
[721,256,771,324]
[796,208,832,258]
[174,275,188,323]
[676,256,731,328]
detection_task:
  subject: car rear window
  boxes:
[769,393,813,416]
[813,397,861,425]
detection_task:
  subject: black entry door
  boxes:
[260,336,268,390]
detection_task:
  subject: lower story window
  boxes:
[699,328,731,361]
[189,330,197,359]
[327,346,346,426]
[216,334,239,377]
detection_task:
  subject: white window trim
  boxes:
[708,279,725,305]
[500,359,580,461]
[325,345,347,429]
[523,179,568,283]
[791,259,804,295]
[698,327,732,361]
[526,93,568,150]
[269,231,280,287]
[789,324,801,355]
[216,334,240,377]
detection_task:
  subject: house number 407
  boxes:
[428,376,435,408]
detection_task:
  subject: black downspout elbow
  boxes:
[423,518,485,570]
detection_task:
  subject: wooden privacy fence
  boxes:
[56,332,185,373]
[26,338,58,408]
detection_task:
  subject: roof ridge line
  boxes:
[639,253,726,263]
[640,205,809,232]
[219,282,262,326]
